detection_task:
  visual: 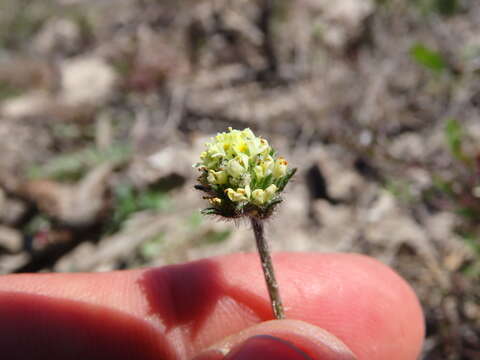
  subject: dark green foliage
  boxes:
[140,233,165,260]
[27,145,131,182]
[410,43,447,73]
[275,168,297,191]
[107,185,170,234]
[202,229,231,245]
[435,0,459,15]
[444,118,464,161]
[410,0,460,16]
[0,81,22,100]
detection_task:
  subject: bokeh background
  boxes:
[0,0,479,358]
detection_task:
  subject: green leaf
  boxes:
[277,168,297,191]
[106,185,170,234]
[140,233,165,260]
[201,208,220,215]
[260,174,273,189]
[410,43,447,73]
[0,81,23,100]
[186,212,203,229]
[432,176,454,196]
[202,230,231,245]
[455,207,480,221]
[460,233,480,255]
[444,118,464,160]
[410,0,459,17]
[137,191,170,211]
[268,198,283,207]
[27,144,131,181]
[435,0,459,16]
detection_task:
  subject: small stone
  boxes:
[0,226,23,253]
[302,0,374,49]
[0,196,28,226]
[34,18,82,55]
[60,56,117,106]
[389,133,426,162]
[0,253,29,274]
[1,91,51,119]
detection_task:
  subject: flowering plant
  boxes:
[194,128,296,319]
[194,127,296,219]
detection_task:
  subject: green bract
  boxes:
[194,127,296,218]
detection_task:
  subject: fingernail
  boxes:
[192,320,356,360]
[225,335,313,360]
[192,349,225,360]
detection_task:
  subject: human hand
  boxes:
[0,253,424,359]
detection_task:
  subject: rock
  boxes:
[0,120,52,185]
[1,91,52,119]
[389,133,427,162]
[0,189,4,210]
[0,226,23,253]
[362,191,447,281]
[0,253,29,274]
[33,18,82,55]
[304,145,364,201]
[301,0,374,49]
[55,211,172,272]
[365,205,427,246]
[0,196,28,226]
[1,91,95,121]
[364,192,427,246]
[60,56,117,106]
[425,212,457,242]
[54,242,97,272]
[309,201,358,251]
[127,144,193,188]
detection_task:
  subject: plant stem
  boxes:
[250,217,285,319]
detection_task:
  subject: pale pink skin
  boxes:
[0,253,424,360]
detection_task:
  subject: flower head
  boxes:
[194,127,296,219]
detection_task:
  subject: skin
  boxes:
[0,253,424,359]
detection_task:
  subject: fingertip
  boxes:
[194,320,356,360]
[213,253,424,360]
[0,252,424,360]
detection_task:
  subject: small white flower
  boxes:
[207,170,228,185]
[252,189,266,205]
[226,188,249,202]
[265,184,278,201]
[226,158,245,178]
[273,158,288,178]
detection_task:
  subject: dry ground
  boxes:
[0,0,479,358]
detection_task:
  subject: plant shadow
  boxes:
[138,257,275,340]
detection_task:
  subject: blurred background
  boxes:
[0,0,479,358]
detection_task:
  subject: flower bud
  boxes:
[265,184,278,201]
[252,189,266,205]
[207,170,228,185]
[226,158,245,178]
[209,197,222,206]
[226,188,249,202]
[273,158,288,178]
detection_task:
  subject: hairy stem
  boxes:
[250,217,285,319]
